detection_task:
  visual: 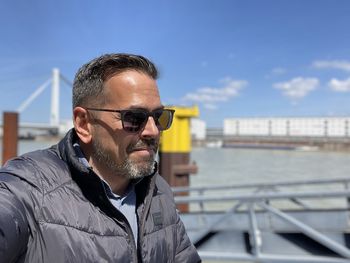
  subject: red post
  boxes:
[2,112,18,165]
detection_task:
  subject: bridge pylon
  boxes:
[50,68,60,127]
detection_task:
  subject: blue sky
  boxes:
[1,0,350,127]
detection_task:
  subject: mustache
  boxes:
[127,139,158,153]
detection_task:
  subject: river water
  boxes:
[190,146,350,186]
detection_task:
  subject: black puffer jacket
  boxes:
[0,129,200,263]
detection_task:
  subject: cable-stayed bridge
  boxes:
[0,69,73,138]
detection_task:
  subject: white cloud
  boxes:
[274,77,319,99]
[271,67,287,75]
[328,77,350,92]
[312,60,350,72]
[183,77,247,109]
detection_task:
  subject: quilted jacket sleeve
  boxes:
[174,212,201,263]
[154,174,201,263]
[0,174,30,263]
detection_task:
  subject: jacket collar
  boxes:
[58,128,91,175]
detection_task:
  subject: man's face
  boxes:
[90,70,162,179]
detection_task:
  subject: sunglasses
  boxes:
[86,107,175,133]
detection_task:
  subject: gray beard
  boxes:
[92,139,155,180]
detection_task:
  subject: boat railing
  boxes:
[173,177,350,262]
[173,177,350,212]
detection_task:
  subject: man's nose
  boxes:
[141,117,160,138]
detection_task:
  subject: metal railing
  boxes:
[173,177,350,212]
[174,177,350,262]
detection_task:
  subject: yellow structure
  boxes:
[160,105,199,153]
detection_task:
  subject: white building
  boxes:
[224,117,350,137]
[191,118,206,140]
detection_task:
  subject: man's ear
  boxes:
[73,107,92,144]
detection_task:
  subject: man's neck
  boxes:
[89,160,131,196]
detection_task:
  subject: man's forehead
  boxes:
[102,70,161,109]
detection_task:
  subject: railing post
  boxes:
[199,189,205,212]
[248,203,262,257]
[2,112,18,165]
[344,181,350,209]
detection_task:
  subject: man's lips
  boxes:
[128,140,158,154]
[131,147,156,153]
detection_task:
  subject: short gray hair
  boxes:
[72,53,158,108]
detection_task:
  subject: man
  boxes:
[0,53,201,262]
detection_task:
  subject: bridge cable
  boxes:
[16,78,52,113]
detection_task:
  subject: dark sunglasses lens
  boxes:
[157,110,173,131]
[122,111,147,132]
